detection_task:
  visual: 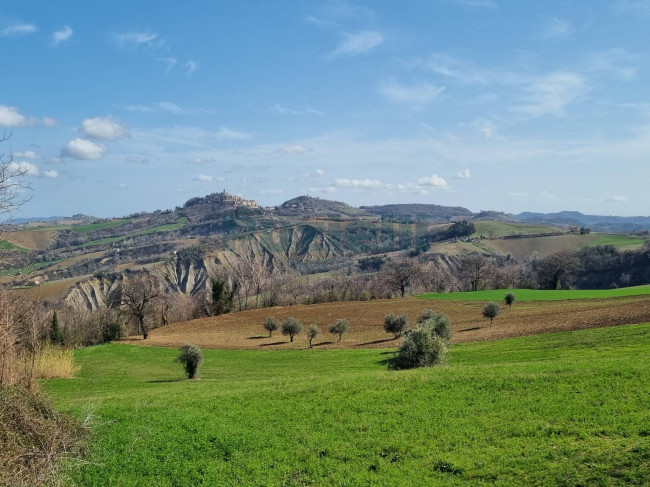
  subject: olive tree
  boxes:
[384,313,409,339]
[391,322,449,370]
[417,309,451,341]
[263,316,280,337]
[482,301,500,324]
[307,324,320,348]
[282,317,303,342]
[175,344,203,379]
[328,318,350,342]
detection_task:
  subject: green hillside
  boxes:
[419,285,650,302]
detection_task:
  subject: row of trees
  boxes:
[263,316,351,347]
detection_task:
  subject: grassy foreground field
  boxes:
[420,285,650,302]
[46,324,650,486]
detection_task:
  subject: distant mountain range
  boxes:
[514,211,650,233]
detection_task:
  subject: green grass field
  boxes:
[590,234,647,249]
[0,239,28,251]
[419,285,650,302]
[471,221,561,238]
[73,219,133,234]
[45,324,650,486]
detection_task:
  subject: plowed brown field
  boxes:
[125,295,650,350]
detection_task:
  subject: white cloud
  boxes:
[417,174,448,187]
[9,161,57,178]
[127,156,149,164]
[509,72,588,118]
[115,182,127,189]
[9,161,39,176]
[80,117,129,140]
[42,117,59,127]
[335,178,384,189]
[308,186,337,194]
[542,18,574,40]
[156,102,184,114]
[379,80,445,110]
[272,104,324,116]
[314,169,325,176]
[0,105,34,127]
[540,190,556,200]
[261,189,283,195]
[195,174,213,182]
[1,21,37,36]
[204,127,251,141]
[189,157,213,165]
[277,144,312,154]
[158,57,177,73]
[52,25,73,45]
[455,169,471,179]
[332,31,383,57]
[14,150,39,160]
[606,194,628,202]
[186,60,198,75]
[112,30,162,49]
[583,49,638,79]
[61,138,106,160]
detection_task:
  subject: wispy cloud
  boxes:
[1,21,37,37]
[52,25,73,46]
[455,169,471,179]
[583,48,638,79]
[203,127,251,141]
[112,30,162,49]
[158,57,177,73]
[542,18,574,40]
[606,194,629,202]
[14,150,39,160]
[272,104,324,116]
[276,144,312,154]
[417,174,448,187]
[332,30,383,57]
[195,174,213,182]
[186,60,198,75]
[379,79,445,110]
[127,156,149,164]
[509,71,588,118]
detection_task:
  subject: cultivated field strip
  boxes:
[125,295,650,350]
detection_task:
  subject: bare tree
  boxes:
[0,132,31,224]
[460,253,491,291]
[386,259,420,298]
[121,272,163,339]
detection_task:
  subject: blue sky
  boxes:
[2,0,650,218]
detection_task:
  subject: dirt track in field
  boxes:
[123,295,650,350]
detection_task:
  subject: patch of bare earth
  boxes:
[123,295,650,350]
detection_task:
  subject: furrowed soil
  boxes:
[128,295,650,350]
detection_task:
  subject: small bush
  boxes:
[175,344,203,379]
[504,292,516,308]
[384,313,409,338]
[328,318,350,342]
[263,316,280,337]
[307,324,320,348]
[390,323,448,370]
[282,317,303,342]
[482,302,501,324]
